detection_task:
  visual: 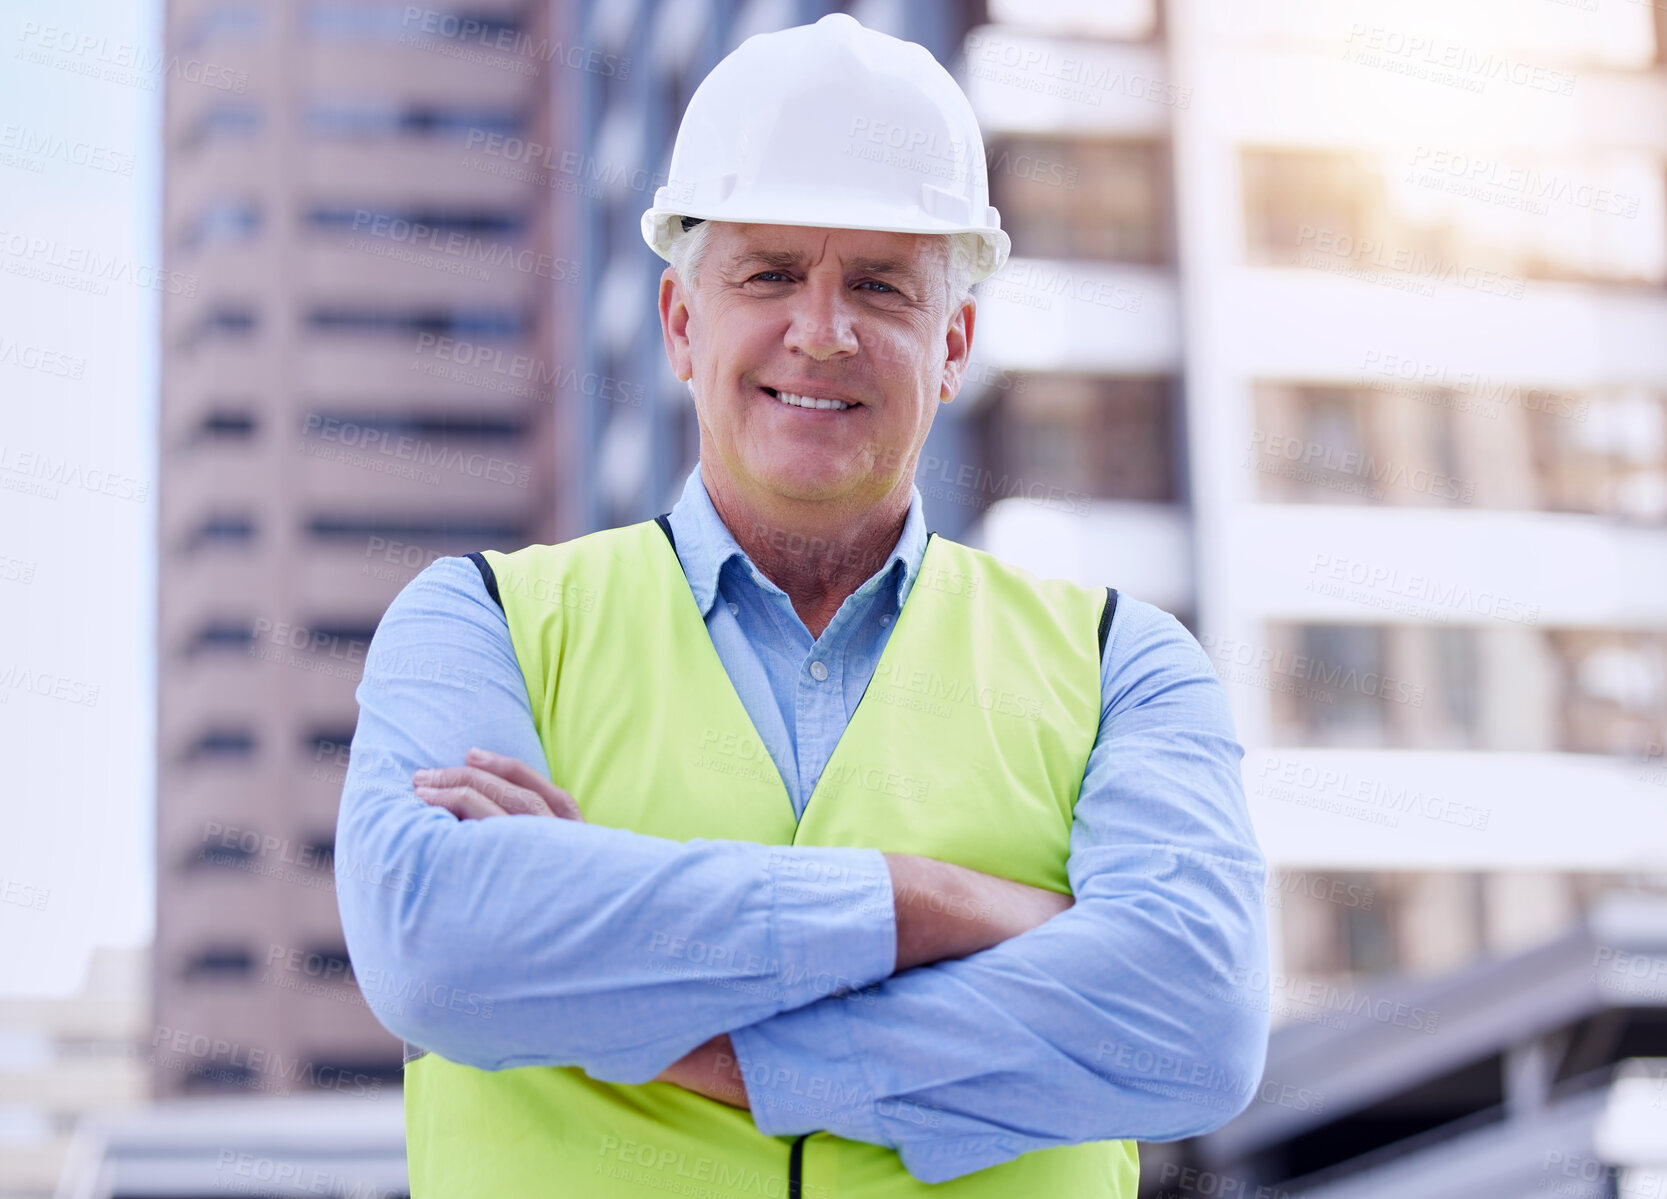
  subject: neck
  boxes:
[702,463,910,640]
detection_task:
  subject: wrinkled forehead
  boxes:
[710,222,947,286]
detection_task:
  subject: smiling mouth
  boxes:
[761,386,858,412]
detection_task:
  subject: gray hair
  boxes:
[667,219,980,312]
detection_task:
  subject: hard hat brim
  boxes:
[641,201,1011,285]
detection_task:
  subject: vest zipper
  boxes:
[788,1132,809,1198]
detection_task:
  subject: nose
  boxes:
[783,276,859,362]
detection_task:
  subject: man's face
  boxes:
[659,222,973,512]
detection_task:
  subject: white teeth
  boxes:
[773,390,853,411]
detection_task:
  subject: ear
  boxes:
[939,296,975,403]
[660,266,694,382]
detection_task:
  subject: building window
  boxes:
[306,4,523,41]
[1264,625,1667,755]
[985,0,1158,40]
[1266,625,1452,749]
[1242,149,1377,271]
[304,307,524,339]
[974,374,1176,506]
[193,410,259,442]
[192,841,255,870]
[304,516,524,544]
[303,205,525,239]
[180,105,263,150]
[299,412,526,441]
[182,306,259,351]
[1286,625,1393,746]
[306,946,354,974]
[1528,388,1667,522]
[1252,383,1474,509]
[185,621,255,655]
[1242,147,1667,287]
[1432,627,1483,747]
[181,1063,259,1093]
[1256,380,1666,520]
[990,138,1170,264]
[186,515,257,550]
[305,730,360,759]
[181,200,262,249]
[306,102,524,139]
[292,625,377,663]
[303,1056,404,1087]
[1551,631,1667,757]
[1339,876,1399,975]
[181,947,255,979]
[181,729,257,762]
[179,1,264,49]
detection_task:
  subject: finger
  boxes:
[417,784,508,820]
[416,765,554,818]
[465,749,585,822]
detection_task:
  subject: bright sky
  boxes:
[0,0,159,996]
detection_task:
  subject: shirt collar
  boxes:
[664,461,930,618]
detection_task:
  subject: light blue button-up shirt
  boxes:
[335,462,1270,1184]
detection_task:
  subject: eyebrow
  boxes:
[726,247,928,286]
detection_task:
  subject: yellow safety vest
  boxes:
[404,517,1137,1196]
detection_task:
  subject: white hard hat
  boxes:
[641,12,1010,285]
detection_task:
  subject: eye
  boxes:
[749,270,794,283]
[857,280,897,293]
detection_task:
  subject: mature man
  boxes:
[336,13,1268,1197]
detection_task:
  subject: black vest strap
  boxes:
[465,551,503,613]
[1098,587,1119,661]
[654,513,676,554]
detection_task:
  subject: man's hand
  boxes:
[413,747,584,821]
[654,1034,749,1108]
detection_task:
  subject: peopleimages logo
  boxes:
[347,210,579,283]
[1200,634,1426,709]
[0,123,135,174]
[0,229,198,296]
[1307,552,1541,626]
[1255,755,1491,832]
[462,131,680,199]
[149,1026,382,1098]
[398,8,630,77]
[1248,428,1476,504]
[16,21,250,92]
[301,413,531,489]
[0,336,86,379]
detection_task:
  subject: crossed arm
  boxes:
[407,749,1072,1106]
[334,556,1270,1183]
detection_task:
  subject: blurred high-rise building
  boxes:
[0,949,145,1199]
[962,0,1667,974]
[155,0,579,1097]
[952,0,1667,1189]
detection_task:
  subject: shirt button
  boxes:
[726,602,738,616]
[880,614,892,626]
[809,661,828,682]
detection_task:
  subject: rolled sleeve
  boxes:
[730,993,888,1146]
[767,846,896,1010]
